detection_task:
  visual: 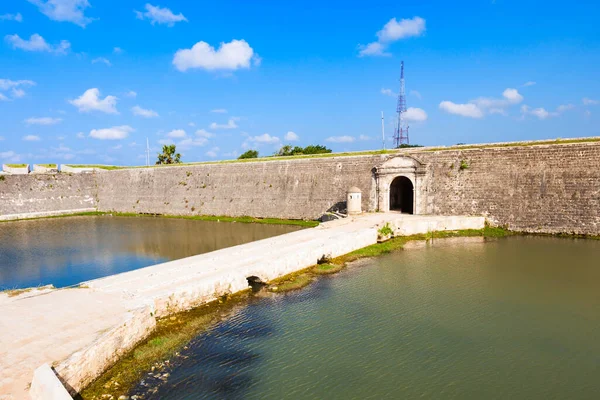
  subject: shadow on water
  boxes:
[129,298,278,400]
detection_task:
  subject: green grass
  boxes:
[1,288,33,297]
[5,163,27,168]
[333,226,512,265]
[37,163,57,168]
[269,270,314,292]
[421,137,600,153]
[313,263,344,275]
[0,210,319,227]
[65,164,124,170]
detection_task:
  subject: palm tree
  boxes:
[156,144,182,165]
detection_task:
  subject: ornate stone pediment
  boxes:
[373,155,426,176]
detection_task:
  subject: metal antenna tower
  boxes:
[393,61,409,148]
[146,137,150,166]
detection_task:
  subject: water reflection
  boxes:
[0,216,301,289]
[133,236,600,400]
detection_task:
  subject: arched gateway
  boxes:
[373,155,426,214]
[390,176,414,214]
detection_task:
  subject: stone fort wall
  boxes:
[1,140,599,235]
[0,173,96,217]
[94,155,386,220]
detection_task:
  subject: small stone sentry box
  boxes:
[347,186,362,215]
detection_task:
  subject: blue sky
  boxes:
[0,0,599,165]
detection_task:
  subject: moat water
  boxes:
[0,216,301,290]
[132,236,600,400]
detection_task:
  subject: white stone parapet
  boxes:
[2,164,30,174]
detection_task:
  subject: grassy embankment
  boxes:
[0,211,319,228]
[67,137,600,171]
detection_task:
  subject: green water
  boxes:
[134,236,600,399]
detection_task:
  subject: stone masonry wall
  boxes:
[412,141,600,235]
[0,173,97,217]
[2,141,599,235]
[95,155,387,220]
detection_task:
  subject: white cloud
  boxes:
[0,93,8,101]
[188,122,196,127]
[132,105,158,118]
[0,13,23,22]
[403,107,428,122]
[210,118,238,130]
[111,144,122,150]
[247,133,280,144]
[0,79,35,90]
[0,136,4,140]
[23,135,41,141]
[173,40,257,72]
[70,88,118,114]
[125,90,137,98]
[76,132,85,139]
[135,3,187,26]
[585,110,591,117]
[91,57,111,66]
[326,135,355,143]
[522,81,536,87]
[25,117,62,125]
[205,147,219,158]
[502,88,524,104]
[442,88,523,119]
[12,88,26,98]
[439,101,484,118]
[359,16,425,57]
[5,34,71,54]
[410,90,422,99]
[377,17,426,42]
[167,129,186,138]
[489,108,508,116]
[113,47,123,54]
[0,150,18,161]
[210,108,227,113]
[285,131,299,141]
[471,88,523,109]
[89,125,134,140]
[520,103,574,120]
[381,88,394,96]
[359,135,371,141]
[556,104,575,113]
[521,105,550,120]
[196,129,214,138]
[177,137,208,148]
[358,42,389,57]
[583,97,599,106]
[27,0,93,27]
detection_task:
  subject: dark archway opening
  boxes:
[390,176,414,214]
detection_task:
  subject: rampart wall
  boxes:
[1,140,599,235]
[0,173,96,218]
[94,155,385,220]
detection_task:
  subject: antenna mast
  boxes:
[146,138,150,166]
[381,111,385,150]
[393,61,409,148]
